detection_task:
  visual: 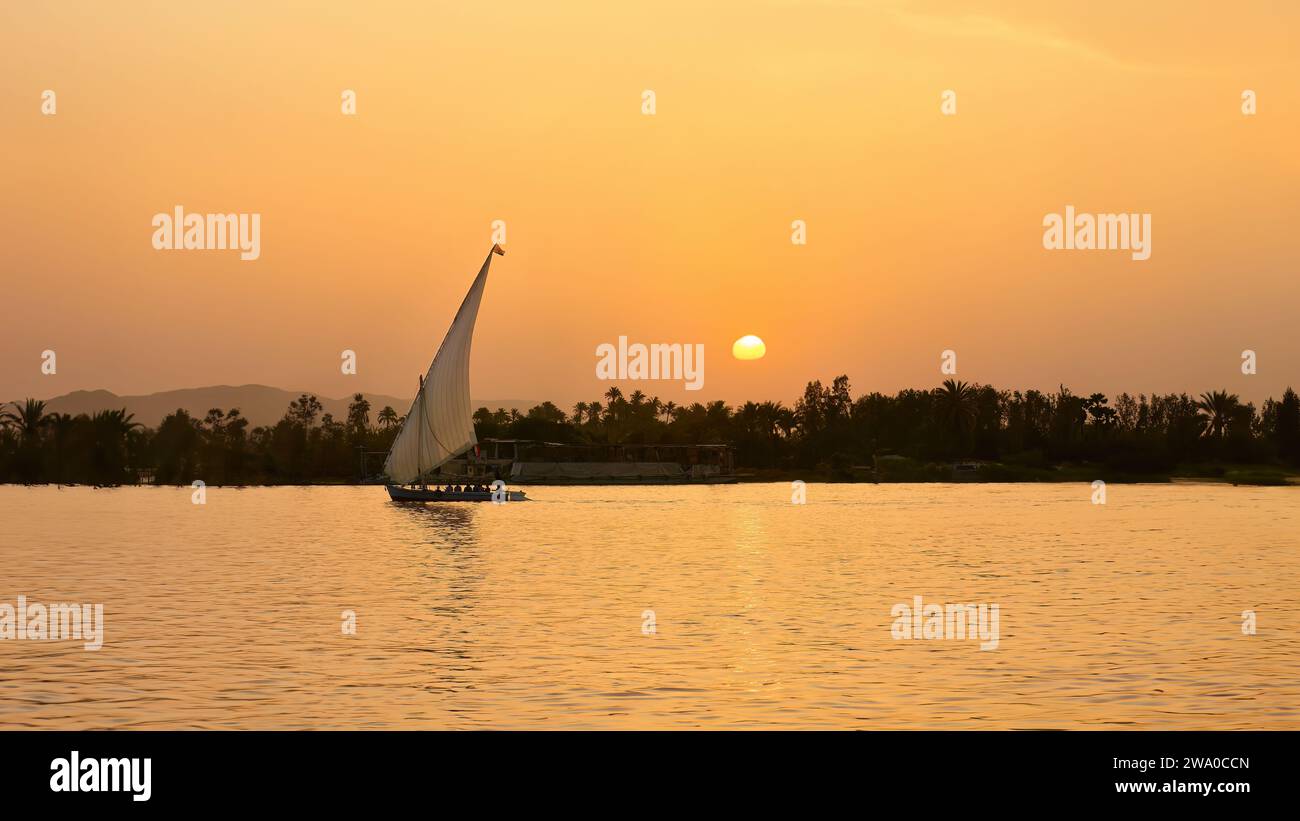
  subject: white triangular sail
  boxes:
[384,246,502,484]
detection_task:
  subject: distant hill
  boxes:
[32,385,539,428]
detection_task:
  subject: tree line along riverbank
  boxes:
[3,377,1298,487]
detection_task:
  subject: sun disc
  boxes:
[732,335,766,360]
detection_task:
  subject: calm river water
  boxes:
[1,483,1296,729]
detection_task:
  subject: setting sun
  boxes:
[732,335,766,361]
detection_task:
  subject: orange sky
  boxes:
[3,1,1298,408]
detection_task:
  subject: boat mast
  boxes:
[416,374,425,489]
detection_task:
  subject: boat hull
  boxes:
[385,485,527,502]
[509,476,737,485]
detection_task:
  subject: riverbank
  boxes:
[741,461,1300,486]
[6,463,1298,489]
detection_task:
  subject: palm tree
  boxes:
[572,402,588,425]
[45,412,76,483]
[600,387,621,423]
[774,404,796,439]
[705,400,731,424]
[88,408,141,484]
[287,394,323,428]
[757,400,788,438]
[104,407,142,435]
[377,406,399,430]
[603,387,623,424]
[347,393,371,435]
[90,408,142,449]
[588,401,603,424]
[934,380,976,447]
[661,400,677,423]
[1,399,48,440]
[1196,390,1239,439]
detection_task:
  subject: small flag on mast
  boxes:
[491,243,505,256]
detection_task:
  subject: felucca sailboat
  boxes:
[383,244,527,502]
